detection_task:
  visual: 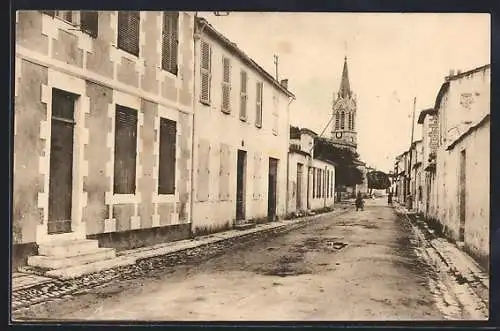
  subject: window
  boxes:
[240,70,248,120]
[80,11,98,38]
[335,113,340,130]
[255,82,263,128]
[158,118,177,194]
[348,113,352,130]
[162,12,179,75]
[56,10,76,23]
[352,113,355,130]
[114,105,138,194]
[326,171,329,198]
[117,11,140,56]
[200,40,212,104]
[221,57,231,113]
[340,111,345,130]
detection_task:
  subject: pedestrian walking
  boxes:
[355,192,364,211]
[388,191,393,205]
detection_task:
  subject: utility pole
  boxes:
[274,54,279,81]
[407,97,416,210]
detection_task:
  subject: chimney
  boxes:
[448,69,455,77]
[456,69,462,75]
[280,79,288,89]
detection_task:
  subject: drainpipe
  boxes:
[285,96,294,217]
[189,13,206,237]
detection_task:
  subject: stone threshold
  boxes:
[12,208,348,311]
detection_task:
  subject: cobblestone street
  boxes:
[13,199,488,321]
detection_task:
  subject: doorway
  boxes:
[459,149,466,242]
[296,163,303,210]
[268,158,278,221]
[236,150,247,221]
[48,89,77,234]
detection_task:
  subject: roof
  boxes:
[338,56,352,98]
[445,64,491,82]
[196,17,295,99]
[417,108,437,124]
[300,128,318,137]
[446,114,490,151]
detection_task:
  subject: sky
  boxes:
[199,12,490,173]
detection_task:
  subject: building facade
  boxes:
[288,128,336,214]
[191,18,295,235]
[434,65,490,268]
[14,11,195,269]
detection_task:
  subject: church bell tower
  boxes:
[331,56,357,152]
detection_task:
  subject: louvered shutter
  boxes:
[114,105,138,194]
[340,112,345,130]
[80,11,98,38]
[200,40,211,103]
[255,82,263,127]
[221,57,231,112]
[158,118,177,194]
[240,70,247,120]
[117,11,140,56]
[162,12,179,75]
[335,113,339,130]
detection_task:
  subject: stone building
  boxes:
[13,11,195,273]
[417,108,439,220]
[434,64,490,268]
[331,57,358,153]
[190,18,295,235]
[287,127,336,215]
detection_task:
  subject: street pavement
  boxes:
[14,198,485,321]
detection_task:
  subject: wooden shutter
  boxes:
[80,11,98,38]
[340,112,345,130]
[162,12,179,75]
[240,70,247,120]
[312,168,316,198]
[114,105,138,194]
[158,118,177,194]
[255,82,263,127]
[200,40,211,103]
[117,11,140,56]
[221,57,231,112]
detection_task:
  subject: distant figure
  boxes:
[388,191,393,205]
[355,192,364,211]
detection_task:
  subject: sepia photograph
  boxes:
[11,10,490,322]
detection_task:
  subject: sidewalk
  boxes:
[12,206,351,312]
[395,205,489,306]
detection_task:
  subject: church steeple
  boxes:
[338,56,351,99]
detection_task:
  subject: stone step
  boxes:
[234,223,256,231]
[38,239,99,258]
[28,248,116,270]
[45,255,137,280]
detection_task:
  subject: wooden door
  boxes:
[236,150,246,220]
[48,89,76,234]
[296,163,303,210]
[268,158,278,220]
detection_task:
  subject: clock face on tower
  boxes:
[335,132,343,139]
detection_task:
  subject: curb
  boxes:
[395,207,489,306]
[12,208,349,312]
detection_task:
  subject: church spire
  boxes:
[338,56,351,98]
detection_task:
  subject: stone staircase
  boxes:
[24,239,136,280]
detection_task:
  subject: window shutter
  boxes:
[158,118,177,194]
[114,105,138,194]
[255,82,263,127]
[200,40,211,103]
[162,12,179,75]
[335,113,340,130]
[221,57,231,112]
[340,112,345,130]
[117,11,140,56]
[80,11,98,38]
[240,70,247,120]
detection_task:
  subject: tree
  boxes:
[313,137,365,190]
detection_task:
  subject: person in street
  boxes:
[355,191,364,211]
[388,191,393,205]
